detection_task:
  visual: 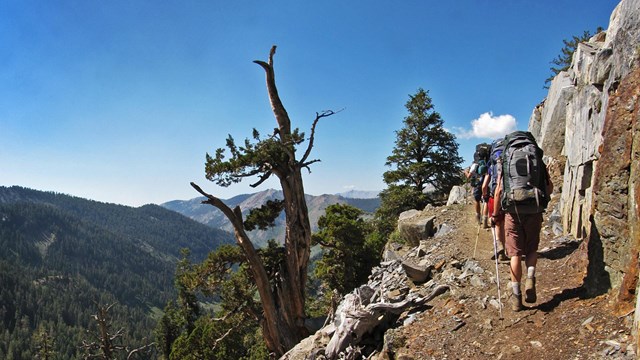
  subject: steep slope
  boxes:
[284,192,635,359]
[0,186,233,261]
[0,186,234,359]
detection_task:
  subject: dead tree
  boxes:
[191,45,338,356]
[80,302,155,360]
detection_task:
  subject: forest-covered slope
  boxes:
[0,186,234,359]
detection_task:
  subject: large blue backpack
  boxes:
[488,138,505,197]
[500,131,549,214]
[474,143,491,176]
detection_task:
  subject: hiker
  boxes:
[466,163,482,224]
[494,131,553,311]
[486,138,508,261]
[468,143,491,226]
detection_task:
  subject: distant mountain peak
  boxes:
[162,189,381,247]
[337,189,380,199]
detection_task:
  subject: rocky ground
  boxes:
[386,197,636,360]
[283,183,637,360]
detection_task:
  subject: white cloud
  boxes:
[455,112,517,140]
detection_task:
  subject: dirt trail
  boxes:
[390,200,635,360]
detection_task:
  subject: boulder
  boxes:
[398,209,421,221]
[401,260,432,283]
[397,215,436,246]
[446,185,467,206]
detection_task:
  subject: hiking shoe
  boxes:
[499,251,509,262]
[492,249,509,261]
[510,292,523,311]
[482,217,489,229]
[525,277,537,303]
[476,213,481,224]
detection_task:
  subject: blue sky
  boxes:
[0,0,619,206]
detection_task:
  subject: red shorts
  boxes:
[488,197,504,223]
[504,212,543,257]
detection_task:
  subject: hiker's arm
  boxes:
[481,174,490,199]
[467,163,478,179]
[493,174,502,216]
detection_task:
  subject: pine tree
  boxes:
[312,204,378,296]
[376,88,463,236]
[544,28,603,88]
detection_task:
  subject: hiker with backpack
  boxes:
[485,138,508,261]
[494,131,553,311]
[467,143,491,226]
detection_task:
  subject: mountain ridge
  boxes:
[161,189,381,247]
[0,185,235,358]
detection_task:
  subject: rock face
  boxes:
[528,0,640,337]
[593,65,640,314]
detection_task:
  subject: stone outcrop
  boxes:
[527,0,640,340]
[446,185,467,206]
[280,239,455,360]
[397,208,436,246]
[594,65,640,314]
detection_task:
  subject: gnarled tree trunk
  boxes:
[193,46,329,357]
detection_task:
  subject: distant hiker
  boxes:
[495,131,553,311]
[486,138,508,261]
[468,143,490,226]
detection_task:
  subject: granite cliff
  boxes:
[528,0,640,336]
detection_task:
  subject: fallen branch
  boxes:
[325,285,449,359]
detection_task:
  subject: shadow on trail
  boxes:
[535,286,587,313]
[538,240,581,260]
[534,220,611,313]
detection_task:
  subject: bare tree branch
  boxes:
[300,159,321,173]
[191,181,284,354]
[312,238,339,249]
[210,321,244,353]
[126,341,155,360]
[250,170,273,188]
[300,109,342,165]
[253,45,291,139]
[191,182,241,227]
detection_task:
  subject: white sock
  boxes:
[511,282,521,295]
[527,266,536,279]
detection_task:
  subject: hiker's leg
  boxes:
[510,255,522,283]
[489,197,505,250]
[523,213,543,303]
[523,213,543,270]
[505,213,524,281]
[473,184,483,223]
[504,213,524,260]
[508,247,523,311]
[525,252,538,269]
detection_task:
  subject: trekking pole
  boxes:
[491,224,503,319]
[473,221,481,258]
[473,200,485,258]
